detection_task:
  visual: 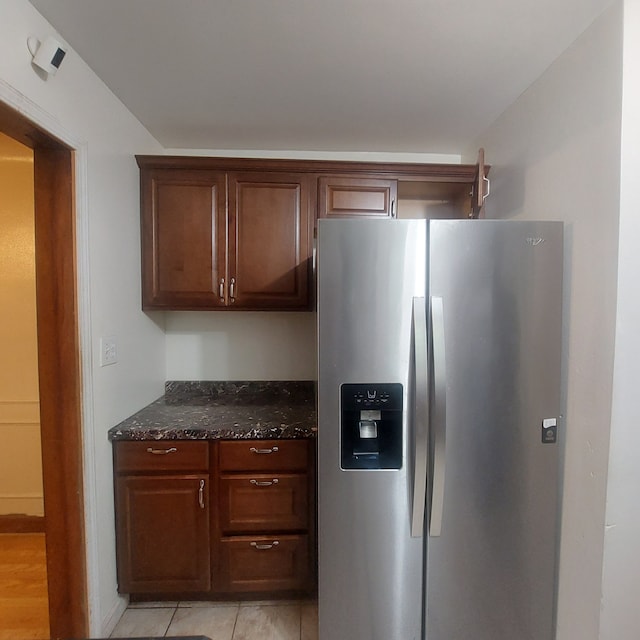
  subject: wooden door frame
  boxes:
[0,101,88,638]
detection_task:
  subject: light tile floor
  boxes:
[110,600,318,640]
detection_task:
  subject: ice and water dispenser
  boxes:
[340,383,403,469]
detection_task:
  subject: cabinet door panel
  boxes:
[219,474,308,534]
[318,176,398,218]
[228,173,311,309]
[218,535,309,593]
[141,169,226,309]
[115,475,210,593]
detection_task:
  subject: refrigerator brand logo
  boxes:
[526,237,545,246]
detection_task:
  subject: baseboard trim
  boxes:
[101,594,129,638]
[0,513,45,533]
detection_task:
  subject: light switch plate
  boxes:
[100,335,118,366]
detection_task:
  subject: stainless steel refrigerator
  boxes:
[317,218,563,640]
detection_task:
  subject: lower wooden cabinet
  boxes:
[113,439,315,599]
[115,475,211,594]
[214,439,314,596]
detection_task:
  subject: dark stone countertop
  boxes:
[108,381,317,441]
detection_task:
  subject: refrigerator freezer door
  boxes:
[426,220,563,640]
[317,219,426,640]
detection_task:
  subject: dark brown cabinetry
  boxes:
[139,163,312,311]
[215,440,313,594]
[140,169,227,309]
[114,441,211,594]
[113,439,315,599]
[137,153,489,310]
[228,173,311,309]
[318,176,398,218]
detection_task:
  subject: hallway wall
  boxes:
[0,132,42,517]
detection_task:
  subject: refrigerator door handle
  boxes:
[410,296,428,538]
[429,296,447,537]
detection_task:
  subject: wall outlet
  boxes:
[100,336,118,366]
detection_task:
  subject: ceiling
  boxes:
[28,0,613,154]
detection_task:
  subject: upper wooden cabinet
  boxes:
[141,168,227,309]
[316,149,489,221]
[228,172,311,309]
[139,163,312,311]
[318,176,398,219]
[137,153,489,310]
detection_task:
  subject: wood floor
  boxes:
[0,533,50,640]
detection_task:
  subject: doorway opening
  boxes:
[0,100,88,639]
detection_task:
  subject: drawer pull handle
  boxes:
[249,446,279,454]
[250,478,279,487]
[146,447,178,455]
[251,541,280,550]
[198,479,205,509]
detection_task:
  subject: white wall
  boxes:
[166,311,316,381]
[470,5,623,639]
[0,0,165,634]
[599,1,640,637]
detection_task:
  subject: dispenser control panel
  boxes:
[342,384,403,410]
[340,383,403,470]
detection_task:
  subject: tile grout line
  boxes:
[163,606,179,637]
[229,603,240,640]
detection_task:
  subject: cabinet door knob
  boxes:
[249,446,279,455]
[219,278,225,301]
[250,478,279,487]
[198,479,205,509]
[251,540,279,550]
[146,447,177,455]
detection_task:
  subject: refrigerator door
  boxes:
[317,219,426,640]
[426,220,563,640]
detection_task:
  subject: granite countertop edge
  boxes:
[108,381,317,442]
[108,425,317,441]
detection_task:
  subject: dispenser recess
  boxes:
[340,383,403,470]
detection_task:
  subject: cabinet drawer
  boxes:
[218,534,309,593]
[219,473,308,534]
[114,441,209,473]
[219,439,308,472]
